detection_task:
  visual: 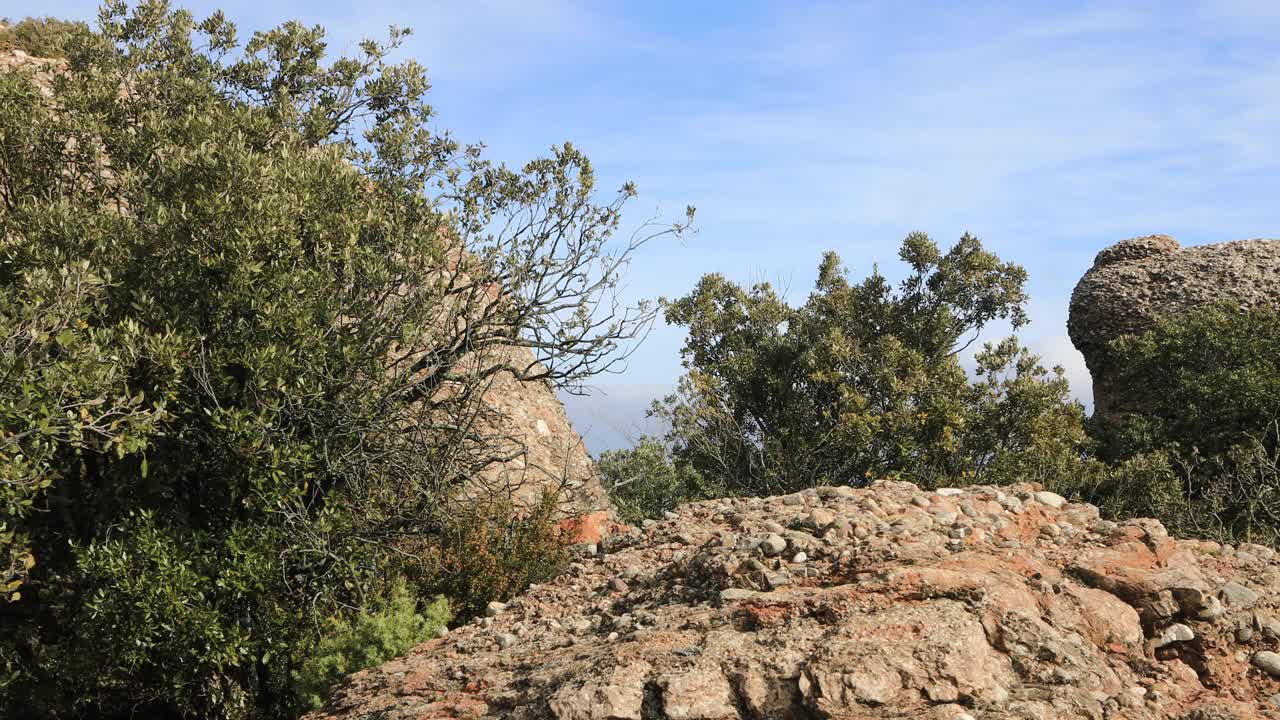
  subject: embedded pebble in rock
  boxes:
[760,534,787,556]
[1254,651,1280,678]
[805,508,835,530]
[1222,581,1260,609]
[1033,490,1067,509]
[309,480,1280,720]
[1153,623,1195,648]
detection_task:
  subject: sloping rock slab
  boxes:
[310,481,1280,719]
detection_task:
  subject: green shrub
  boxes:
[0,3,686,717]
[293,584,450,711]
[598,436,721,524]
[0,17,89,57]
[1073,304,1280,547]
[1070,427,1280,547]
[651,234,1092,495]
[408,495,569,622]
[1100,303,1280,461]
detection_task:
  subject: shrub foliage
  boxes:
[1074,304,1280,545]
[293,584,450,711]
[597,436,722,524]
[640,234,1089,496]
[0,17,90,57]
[0,3,687,717]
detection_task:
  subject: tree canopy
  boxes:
[643,233,1086,497]
[0,3,687,717]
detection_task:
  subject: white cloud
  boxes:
[1030,334,1095,411]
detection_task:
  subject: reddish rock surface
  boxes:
[310,480,1280,719]
[463,343,610,517]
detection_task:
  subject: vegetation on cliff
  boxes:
[1070,304,1280,545]
[5,5,1280,720]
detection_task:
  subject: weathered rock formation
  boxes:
[466,343,609,517]
[0,47,66,89]
[1069,235,1280,417]
[310,480,1280,719]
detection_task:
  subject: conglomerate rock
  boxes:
[465,343,609,518]
[1068,235,1280,417]
[310,480,1280,719]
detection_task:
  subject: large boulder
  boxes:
[1068,235,1280,417]
[309,480,1280,719]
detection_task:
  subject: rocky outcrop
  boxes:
[0,47,66,90]
[1069,235,1280,416]
[466,343,609,517]
[310,480,1280,719]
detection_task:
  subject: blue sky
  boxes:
[24,1,1280,453]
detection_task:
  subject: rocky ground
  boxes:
[310,480,1280,719]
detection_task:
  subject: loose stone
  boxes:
[1221,581,1259,609]
[1154,623,1195,648]
[760,534,787,557]
[1253,651,1280,678]
[719,588,757,603]
[1033,491,1067,509]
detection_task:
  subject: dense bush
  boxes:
[0,3,687,717]
[293,584,450,711]
[0,17,89,57]
[1071,304,1280,545]
[408,494,568,621]
[647,234,1091,495]
[597,437,721,524]
[1098,303,1280,461]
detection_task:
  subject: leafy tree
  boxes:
[0,3,688,718]
[597,436,720,524]
[652,234,1089,494]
